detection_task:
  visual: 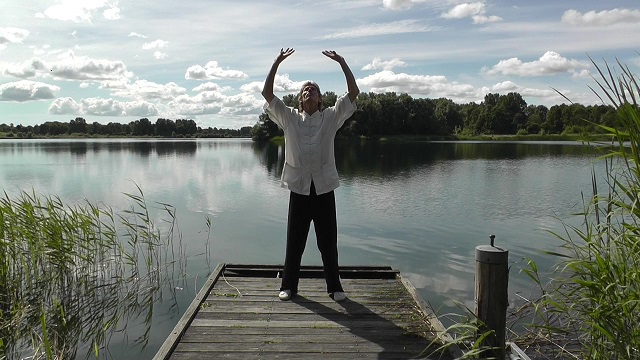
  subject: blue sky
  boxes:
[1,0,639,129]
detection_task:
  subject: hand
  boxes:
[276,48,295,63]
[322,50,345,64]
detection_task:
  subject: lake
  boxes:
[0,138,603,358]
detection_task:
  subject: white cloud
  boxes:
[382,0,423,10]
[272,74,308,92]
[192,82,230,93]
[0,80,60,102]
[103,6,120,20]
[40,0,120,23]
[442,2,483,18]
[141,40,168,59]
[490,81,553,98]
[52,51,132,81]
[49,97,83,114]
[142,39,168,50]
[0,51,133,82]
[81,98,126,116]
[562,8,640,26]
[30,45,51,56]
[483,51,590,77]
[48,97,159,116]
[240,74,305,94]
[240,81,263,93]
[362,57,407,71]
[105,80,187,101]
[357,70,484,102]
[573,69,591,79]
[356,73,570,104]
[487,80,587,104]
[164,90,263,117]
[441,2,502,24]
[221,93,263,115]
[128,32,148,39]
[0,28,29,50]
[196,91,226,104]
[153,51,168,60]
[169,95,222,116]
[319,19,439,39]
[185,61,248,80]
[0,58,47,78]
[125,101,159,117]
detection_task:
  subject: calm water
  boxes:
[0,138,603,358]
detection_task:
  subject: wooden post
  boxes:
[475,235,509,359]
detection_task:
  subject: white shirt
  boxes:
[264,94,357,195]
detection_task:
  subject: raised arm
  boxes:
[262,48,295,103]
[322,50,360,103]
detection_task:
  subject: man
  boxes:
[261,48,359,301]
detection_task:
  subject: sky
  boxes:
[1,0,639,130]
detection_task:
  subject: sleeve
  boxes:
[263,96,296,130]
[333,93,357,129]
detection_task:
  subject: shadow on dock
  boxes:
[292,295,451,359]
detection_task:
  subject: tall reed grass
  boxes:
[512,59,640,358]
[525,57,640,359]
[0,185,207,359]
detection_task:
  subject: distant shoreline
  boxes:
[0,133,614,143]
[0,134,250,140]
[366,133,614,142]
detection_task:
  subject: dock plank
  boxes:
[154,264,454,359]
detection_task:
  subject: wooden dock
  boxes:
[154,264,455,359]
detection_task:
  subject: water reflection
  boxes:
[253,140,601,181]
[0,139,200,158]
[252,141,283,178]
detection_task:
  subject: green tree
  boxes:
[485,92,527,134]
[105,122,129,135]
[90,122,105,135]
[461,102,482,135]
[322,91,337,109]
[434,98,462,135]
[544,104,568,134]
[68,117,88,134]
[130,118,154,136]
[524,105,548,134]
[40,121,68,136]
[155,118,176,137]
[251,113,282,141]
[175,119,197,136]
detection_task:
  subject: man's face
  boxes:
[302,84,320,102]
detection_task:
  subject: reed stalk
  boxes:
[0,186,207,359]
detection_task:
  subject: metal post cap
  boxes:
[476,235,508,264]
[476,245,509,264]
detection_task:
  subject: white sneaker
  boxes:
[278,290,292,301]
[331,291,347,302]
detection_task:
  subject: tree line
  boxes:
[251,91,619,140]
[1,117,252,138]
[2,91,619,140]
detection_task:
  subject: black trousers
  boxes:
[280,182,343,294]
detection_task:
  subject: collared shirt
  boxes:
[264,94,357,195]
